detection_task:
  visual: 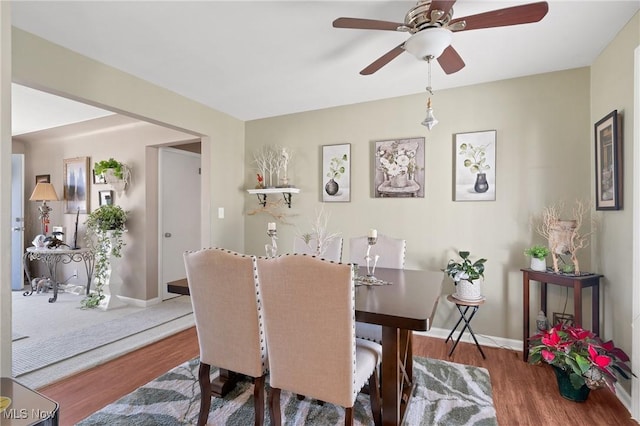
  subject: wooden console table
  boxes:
[521,268,602,361]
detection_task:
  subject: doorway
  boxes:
[11,154,25,290]
[159,146,201,300]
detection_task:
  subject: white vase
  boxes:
[455,278,483,301]
[530,257,547,271]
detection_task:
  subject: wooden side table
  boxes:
[446,294,486,359]
[521,269,602,361]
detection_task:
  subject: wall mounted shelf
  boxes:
[247,187,300,208]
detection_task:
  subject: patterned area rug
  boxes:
[78,356,497,425]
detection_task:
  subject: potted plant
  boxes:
[443,250,487,301]
[94,158,131,192]
[82,204,128,309]
[325,153,347,196]
[524,245,550,271]
[528,323,633,401]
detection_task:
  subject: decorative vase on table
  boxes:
[474,173,489,193]
[325,178,339,196]
[389,173,409,188]
[530,257,547,271]
[553,366,590,402]
[455,278,483,301]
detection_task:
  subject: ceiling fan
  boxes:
[333,0,549,75]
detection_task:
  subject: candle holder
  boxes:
[365,236,379,279]
[265,229,278,258]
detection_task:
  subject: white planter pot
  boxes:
[530,257,547,271]
[455,278,483,301]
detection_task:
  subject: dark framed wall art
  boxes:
[63,157,90,213]
[35,174,50,184]
[99,190,114,206]
[594,110,622,210]
[322,143,350,202]
[373,137,425,198]
[453,130,496,201]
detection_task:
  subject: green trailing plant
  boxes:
[94,158,125,179]
[82,205,128,309]
[327,154,347,180]
[444,250,487,283]
[524,245,550,259]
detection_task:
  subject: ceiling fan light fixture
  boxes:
[404,28,452,60]
[421,98,438,130]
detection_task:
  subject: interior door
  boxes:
[159,147,201,300]
[11,154,25,290]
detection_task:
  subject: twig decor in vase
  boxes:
[444,250,487,302]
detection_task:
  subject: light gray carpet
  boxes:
[12,332,28,342]
[12,297,193,377]
[77,356,497,425]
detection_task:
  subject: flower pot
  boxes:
[553,366,590,402]
[325,178,339,196]
[455,279,483,301]
[389,173,409,188]
[474,173,489,193]
[530,257,547,271]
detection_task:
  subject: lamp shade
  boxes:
[29,182,59,202]
[404,28,452,60]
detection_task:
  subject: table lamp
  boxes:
[29,182,59,235]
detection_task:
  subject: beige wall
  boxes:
[245,67,592,341]
[14,114,197,300]
[590,12,640,393]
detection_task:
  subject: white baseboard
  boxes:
[116,295,161,308]
[414,327,632,412]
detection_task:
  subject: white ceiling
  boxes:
[10,1,640,134]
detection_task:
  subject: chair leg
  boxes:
[269,387,282,426]
[344,407,353,426]
[197,362,212,426]
[368,371,382,426]
[254,375,266,426]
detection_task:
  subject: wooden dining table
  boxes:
[168,266,443,426]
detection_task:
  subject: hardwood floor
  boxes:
[38,328,635,425]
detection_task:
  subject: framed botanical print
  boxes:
[453,130,496,201]
[595,110,622,210]
[373,137,425,198]
[63,157,90,213]
[322,143,350,202]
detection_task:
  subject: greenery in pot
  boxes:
[529,323,634,393]
[524,245,550,259]
[444,250,487,283]
[82,205,128,309]
[94,158,126,180]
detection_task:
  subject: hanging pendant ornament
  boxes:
[421,56,438,130]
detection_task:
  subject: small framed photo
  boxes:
[63,157,90,213]
[453,130,496,201]
[35,174,50,184]
[595,110,622,210]
[93,169,106,184]
[99,190,114,206]
[322,143,350,202]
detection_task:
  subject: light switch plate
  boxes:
[218,207,224,219]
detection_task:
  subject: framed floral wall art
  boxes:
[322,143,350,202]
[594,110,622,210]
[453,130,496,201]
[373,137,425,198]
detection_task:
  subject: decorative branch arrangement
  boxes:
[253,145,294,188]
[298,206,340,257]
[535,200,596,274]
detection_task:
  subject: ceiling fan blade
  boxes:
[449,1,549,32]
[333,17,405,31]
[427,0,457,18]
[360,44,405,75]
[437,45,465,75]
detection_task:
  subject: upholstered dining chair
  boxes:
[292,235,343,262]
[183,248,268,426]
[349,233,407,344]
[258,254,382,426]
